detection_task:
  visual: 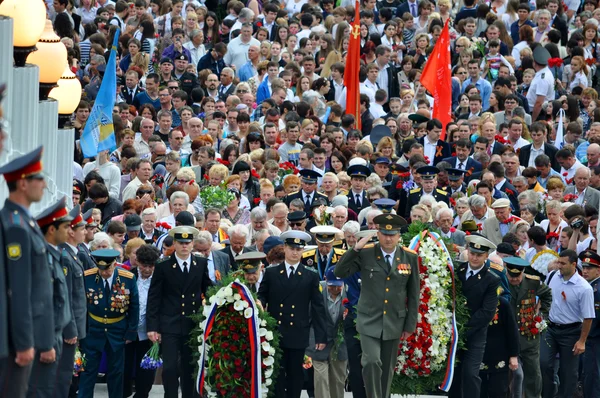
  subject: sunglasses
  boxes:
[289,221,305,226]
[138,190,153,195]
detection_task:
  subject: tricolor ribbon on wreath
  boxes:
[196,281,261,398]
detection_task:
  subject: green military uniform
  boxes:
[335,215,420,398]
[507,261,552,398]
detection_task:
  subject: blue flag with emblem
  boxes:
[80,29,120,158]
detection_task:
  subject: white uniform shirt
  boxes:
[526,66,555,110]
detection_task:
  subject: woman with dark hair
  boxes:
[512,25,534,68]
[54,12,75,39]
[245,132,266,153]
[139,104,157,121]
[137,17,156,73]
[223,188,251,224]
[329,150,348,174]
[361,40,377,64]
[222,144,239,169]
[83,171,105,201]
[232,160,261,206]
[203,11,221,46]
[485,90,505,113]
[320,133,338,170]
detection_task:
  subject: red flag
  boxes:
[344,0,362,131]
[420,20,452,141]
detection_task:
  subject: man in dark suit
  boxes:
[147,226,212,398]
[217,67,236,102]
[489,162,520,213]
[0,147,53,397]
[518,121,560,171]
[219,224,256,271]
[396,0,418,18]
[258,231,327,398]
[196,43,228,78]
[195,230,232,284]
[418,119,451,166]
[120,70,145,105]
[285,169,329,215]
[347,165,372,215]
[442,139,483,175]
[450,236,500,398]
[548,0,568,45]
[405,166,450,218]
[255,3,279,40]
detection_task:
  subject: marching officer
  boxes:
[29,196,73,398]
[347,165,371,215]
[258,230,328,398]
[303,226,346,280]
[146,226,212,398]
[237,251,267,293]
[405,166,449,218]
[450,235,501,398]
[479,259,521,398]
[285,169,329,215]
[580,250,600,398]
[55,205,88,398]
[335,214,420,398]
[0,147,54,397]
[505,255,552,398]
[78,249,139,398]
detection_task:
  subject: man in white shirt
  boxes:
[82,150,122,199]
[122,159,153,201]
[527,46,555,121]
[223,24,260,77]
[557,147,583,186]
[183,30,206,68]
[507,119,529,151]
[135,119,155,159]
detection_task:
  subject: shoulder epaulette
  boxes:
[410,187,421,194]
[489,262,505,273]
[333,248,347,255]
[339,189,349,196]
[8,211,22,226]
[303,249,316,258]
[117,269,134,279]
[304,266,318,273]
[287,190,299,196]
[266,264,279,269]
[84,268,97,276]
[402,247,417,255]
[363,243,375,249]
[436,188,449,196]
[317,192,328,197]
[333,240,344,246]
[525,273,541,281]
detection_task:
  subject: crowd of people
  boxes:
[4,0,600,397]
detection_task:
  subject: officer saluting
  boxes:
[405,166,449,218]
[335,214,420,398]
[237,251,267,293]
[56,205,88,398]
[303,226,346,280]
[147,226,212,398]
[78,249,139,398]
[505,254,552,398]
[450,235,501,398]
[0,147,54,397]
[258,230,328,398]
[580,250,600,397]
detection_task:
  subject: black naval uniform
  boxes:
[285,190,330,215]
[258,263,327,398]
[0,200,55,397]
[404,187,450,218]
[27,244,71,398]
[479,296,520,398]
[450,262,501,398]
[347,190,370,215]
[146,253,212,398]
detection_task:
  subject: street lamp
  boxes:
[49,64,82,128]
[0,0,47,67]
[27,20,68,101]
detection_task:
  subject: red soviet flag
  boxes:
[420,19,452,140]
[344,0,362,131]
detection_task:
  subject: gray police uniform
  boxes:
[0,221,7,360]
[526,66,555,111]
[0,200,54,397]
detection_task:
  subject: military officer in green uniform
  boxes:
[404,166,449,219]
[79,249,139,398]
[303,226,346,280]
[335,214,420,398]
[0,147,54,397]
[506,255,552,398]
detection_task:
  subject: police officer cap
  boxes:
[416,166,439,180]
[124,214,142,232]
[263,236,284,255]
[174,52,189,62]
[491,198,511,209]
[503,256,530,275]
[369,125,392,146]
[36,196,74,228]
[408,109,431,124]
[73,179,84,195]
[310,197,327,209]
[310,225,341,244]
[91,249,121,270]
[287,211,307,222]
[347,164,371,179]
[579,250,600,267]
[160,57,173,65]
[236,252,266,274]
[69,205,86,229]
[374,157,392,165]
[533,45,551,66]
[175,211,195,226]
[0,146,44,182]
[169,226,200,243]
[299,168,322,184]
[281,230,312,248]
[325,267,344,286]
[447,168,465,181]
[82,208,97,227]
[373,198,397,213]
[465,235,496,253]
[373,214,405,235]
[461,220,479,233]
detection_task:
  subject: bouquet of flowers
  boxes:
[140,341,163,369]
[278,162,299,179]
[200,185,236,211]
[563,193,578,202]
[73,347,85,376]
[302,355,313,369]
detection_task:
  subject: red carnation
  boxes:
[506,188,515,196]
[217,158,230,167]
[251,169,260,179]
[253,198,260,205]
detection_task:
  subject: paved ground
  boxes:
[94,384,442,397]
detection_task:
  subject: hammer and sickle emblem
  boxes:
[351,24,360,39]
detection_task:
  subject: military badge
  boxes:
[63,266,68,276]
[7,243,21,260]
[307,259,313,266]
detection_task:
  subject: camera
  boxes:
[571,218,584,229]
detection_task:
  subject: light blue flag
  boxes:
[80,29,120,158]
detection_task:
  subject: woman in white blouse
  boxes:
[569,55,590,93]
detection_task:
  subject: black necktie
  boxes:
[467,270,474,280]
[385,255,392,272]
[183,261,189,275]
[305,195,311,208]
[355,194,361,207]
[289,266,295,279]
[104,279,110,297]
[458,162,464,169]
